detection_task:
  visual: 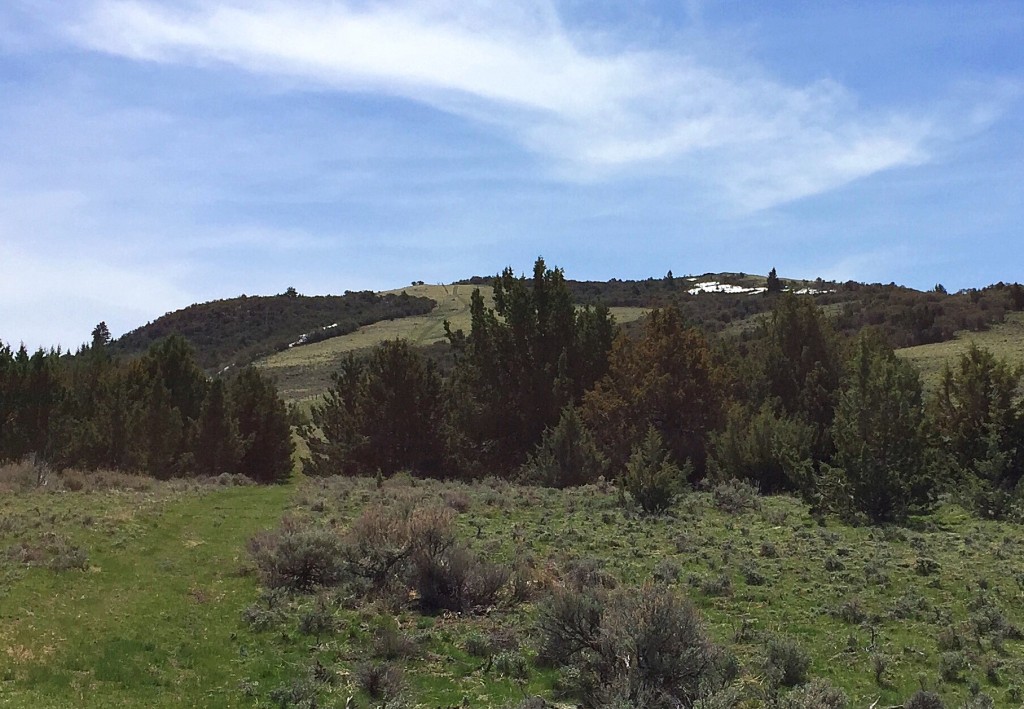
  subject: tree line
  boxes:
[0,328,293,483]
[306,258,1024,523]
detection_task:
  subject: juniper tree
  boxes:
[830,330,931,523]
[230,367,294,483]
[445,258,615,477]
[931,344,1023,515]
[582,306,724,477]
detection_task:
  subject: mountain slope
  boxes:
[112,290,435,371]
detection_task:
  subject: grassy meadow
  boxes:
[5,465,1024,707]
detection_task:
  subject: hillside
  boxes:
[112,289,435,371]
[897,311,1024,392]
[256,283,650,401]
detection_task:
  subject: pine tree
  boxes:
[761,293,842,459]
[306,340,446,477]
[931,344,1022,515]
[138,378,184,479]
[624,427,689,513]
[766,267,783,294]
[446,258,616,476]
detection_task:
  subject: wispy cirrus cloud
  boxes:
[60,0,940,210]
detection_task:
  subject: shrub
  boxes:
[777,678,848,708]
[940,651,966,682]
[623,427,689,514]
[342,503,452,592]
[905,690,945,709]
[297,596,336,641]
[765,635,811,687]
[373,618,418,660]
[564,557,618,592]
[700,574,733,597]
[708,403,816,494]
[537,583,716,708]
[355,662,404,701]
[712,479,761,514]
[249,523,346,593]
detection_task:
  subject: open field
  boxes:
[0,474,295,708]
[6,469,1024,707]
[256,284,648,401]
[898,312,1024,391]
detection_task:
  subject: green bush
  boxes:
[521,406,608,488]
[777,678,848,708]
[709,403,816,494]
[904,690,945,709]
[712,478,762,514]
[765,635,811,687]
[248,523,346,593]
[537,583,716,708]
[623,427,689,514]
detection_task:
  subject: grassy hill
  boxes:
[256,283,650,401]
[897,311,1024,392]
[100,271,1021,403]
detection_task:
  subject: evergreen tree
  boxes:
[708,402,816,494]
[830,330,930,523]
[230,367,294,483]
[931,344,1022,515]
[766,267,784,294]
[306,340,446,477]
[582,306,724,477]
[137,378,185,479]
[761,293,842,458]
[193,378,243,476]
[624,427,689,513]
[520,405,607,488]
[142,335,208,423]
[446,258,616,476]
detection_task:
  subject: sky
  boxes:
[1,0,1022,350]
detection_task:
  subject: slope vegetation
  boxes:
[113,290,435,371]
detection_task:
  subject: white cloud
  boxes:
[62,0,939,210]
[0,240,194,350]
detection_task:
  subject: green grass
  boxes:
[898,312,1024,391]
[0,479,294,707]
[6,473,1024,707]
[244,476,1024,707]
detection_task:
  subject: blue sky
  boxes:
[1,1,1022,350]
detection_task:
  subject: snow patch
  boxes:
[687,281,767,295]
[288,322,339,348]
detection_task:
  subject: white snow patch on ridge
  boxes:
[687,281,767,295]
[288,323,339,348]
